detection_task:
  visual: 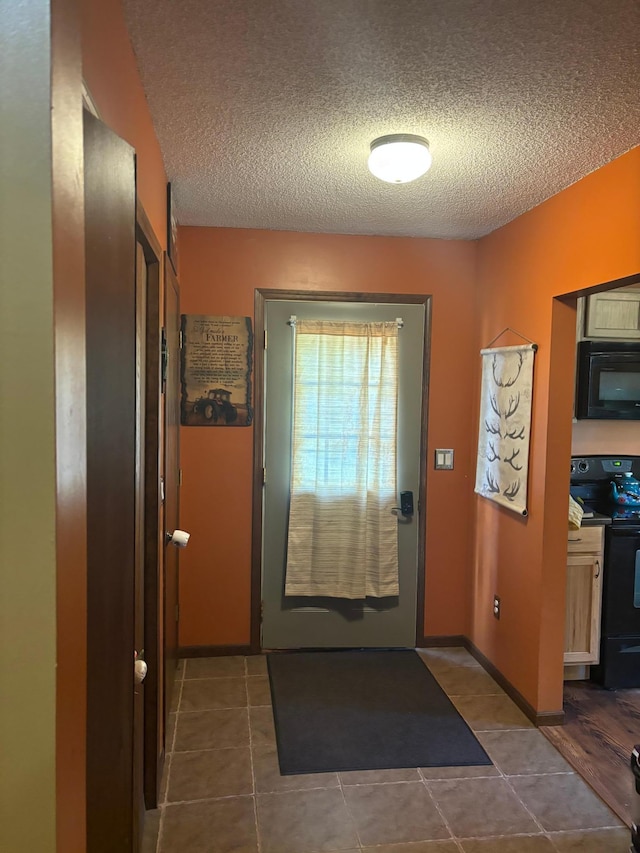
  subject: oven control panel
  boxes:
[571,456,638,481]
[570,458,591,476]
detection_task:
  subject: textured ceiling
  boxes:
[124,0,640,239]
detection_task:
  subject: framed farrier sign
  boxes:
[180,314,253,426]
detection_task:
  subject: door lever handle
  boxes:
[392,491,414,522]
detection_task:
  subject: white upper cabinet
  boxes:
[584,287,640,339]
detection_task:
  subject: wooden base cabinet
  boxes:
[564,526,604,667]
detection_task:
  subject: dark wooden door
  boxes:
[133,242,148,834]
[84,110,140,853]
[164,258,181,721]
[136,207,165,809]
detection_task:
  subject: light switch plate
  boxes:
[435,449,454,470]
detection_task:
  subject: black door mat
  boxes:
[267,649,492,775]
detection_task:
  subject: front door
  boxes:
[262,299,426,649]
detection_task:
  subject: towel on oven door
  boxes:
[569,495,584,530]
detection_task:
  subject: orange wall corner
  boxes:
[82,0,168,247]
[473,147,640,713]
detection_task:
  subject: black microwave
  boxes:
[576,340,640,419]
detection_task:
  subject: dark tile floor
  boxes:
[143,648,630,853]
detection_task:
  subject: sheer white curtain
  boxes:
[285,319,399,599]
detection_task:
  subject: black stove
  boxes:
[570,455,640,688]
[570,455,640,525]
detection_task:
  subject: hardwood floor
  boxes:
[540,680,640,827]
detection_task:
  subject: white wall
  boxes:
[0,1,57,849]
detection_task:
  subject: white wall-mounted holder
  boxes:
[166,529,190,548]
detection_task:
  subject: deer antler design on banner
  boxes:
[475,341,536,516]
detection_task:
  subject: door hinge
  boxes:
[260,600,264,622]
[179,468,183,486]
[161,328,168,390]
[178,329,184,349]
[175,604,179,623]
[262,467,267,485]
[263,330,267,350]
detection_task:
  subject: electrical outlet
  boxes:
[493,595,501,620]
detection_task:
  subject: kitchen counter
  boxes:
[580,511,611,527]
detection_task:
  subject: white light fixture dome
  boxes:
[368,134,432,184]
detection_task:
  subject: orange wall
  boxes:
[82,0,167,247]
[178,228,477,647]
[475,146,640,712]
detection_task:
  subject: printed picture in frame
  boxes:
[167,182,179,275]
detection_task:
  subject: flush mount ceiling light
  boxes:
[367,134,432,184]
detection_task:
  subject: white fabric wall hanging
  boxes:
[474,342,537,516]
